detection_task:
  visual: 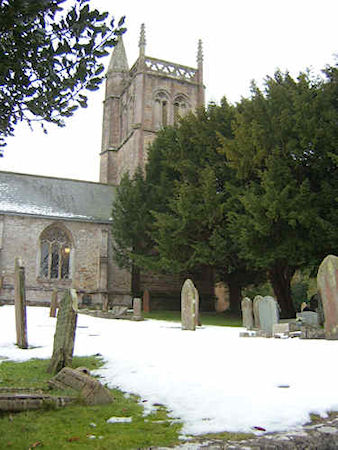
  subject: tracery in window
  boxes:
[39,226,72,280]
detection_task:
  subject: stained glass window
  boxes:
[39,226,71,280]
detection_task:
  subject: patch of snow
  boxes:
[1,305,338,436]
[106,417,133,423]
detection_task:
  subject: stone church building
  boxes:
[0,25,215,310]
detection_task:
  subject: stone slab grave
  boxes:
[48,367,113,405]
[296,311,320,328]
[0,391,73,412]
[132,297,143,321]
[317,254,338,340]
[181,279,199,331]
[258,296,279,336]
[14,257,28,349]
[241,297,254,329]
[47,289,78,374]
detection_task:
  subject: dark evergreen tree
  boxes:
[222,66,338,317]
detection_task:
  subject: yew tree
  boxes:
[223,66,338,317]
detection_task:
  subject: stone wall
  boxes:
[0,214,130,306]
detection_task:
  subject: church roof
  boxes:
[0,171,116,223]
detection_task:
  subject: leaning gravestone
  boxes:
[317,254,338,340]
[253,295,263,329]
[49,289,58,318]
[14,258,28,349]
[241,297,254,329]
[47,289,78,374]
[258,296,279,336]
[181,279,199,331]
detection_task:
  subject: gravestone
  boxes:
[49,289,58,318]
[142,289,150,313]
[258,296,279,336]
[48,367,113,405]
[181,279,199,331]
[14,258,28,349]
[47,289,78,374]
[296,311,319,328]
[132,297,143,321]
[241,297,254,329]
[317,254,338,340]
[253,295,263,329]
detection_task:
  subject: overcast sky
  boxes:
[1,0,337,182]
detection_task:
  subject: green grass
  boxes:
[0,357,182,449]
[144,310,242,327]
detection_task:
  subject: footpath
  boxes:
[153,413,338,449]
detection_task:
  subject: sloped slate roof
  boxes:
[0,171,116,223]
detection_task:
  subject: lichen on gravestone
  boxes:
[47,289,78,374]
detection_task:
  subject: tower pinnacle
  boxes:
[139,23,146,57]
[197,39,203,65]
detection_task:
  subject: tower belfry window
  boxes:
[174,95,189,123]
[154,91,170,129]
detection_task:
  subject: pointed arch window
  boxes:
[39,226,72,280]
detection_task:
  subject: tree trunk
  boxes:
[268,263,296,318]
[131,264,141,298]
[227,276,241,315]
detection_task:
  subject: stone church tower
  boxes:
[100,24,205,185]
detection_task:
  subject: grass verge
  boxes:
[144,310,242,327]
[0,356,182,449]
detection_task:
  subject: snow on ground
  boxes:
[1,305,338,436]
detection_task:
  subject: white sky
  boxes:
[2,305,338,437]
[1,0,337,182]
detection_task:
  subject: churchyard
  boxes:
[0,254,338,448]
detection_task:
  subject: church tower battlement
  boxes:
[100,24,205,185]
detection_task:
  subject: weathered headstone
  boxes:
[258,296,279,336]
[49,289,58,318]
[181,279,199,331]
[241,297,254,329]
[142,289,150,313]
[253,295,263,329]
[296,311,320,328]
[47,289,78,374]
[14,258,28,349]
[317,255,338,340]
[132,297,143,321]
[48,367,114,405]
